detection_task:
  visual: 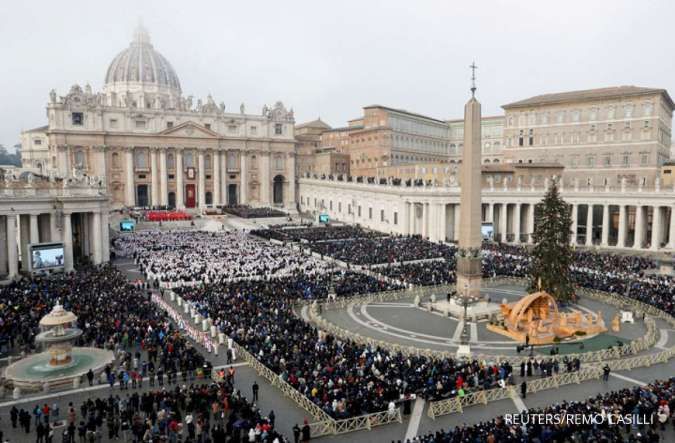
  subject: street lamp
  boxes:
[460,282,470,345]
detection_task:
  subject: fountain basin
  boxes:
[4,347,114,391]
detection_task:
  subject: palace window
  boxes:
[380,209,385,222]
[72,112,83,125]
[109,119,118,128]
[166,121,173,128]
[135,151,148,169]
[518,130,524,147]
[112,152,120,169]
[250,126,257,135]
[205,123,211,130]
[184,152,194,168]
[274,155,284,170]
[641,154,648,165]
[167,153,175,169]
[33,139,42,145]
[227,151,237,170]
[135,120,146,129]
[275,123,283,135]
[393,212,398,225]
[205,154,211,170]
[74,150,85,167]
[643,103,653,116]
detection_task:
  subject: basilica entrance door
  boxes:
[185,184,196,208]
[227,184,238,205]
[168,192,176,208]
[136,185,149,208]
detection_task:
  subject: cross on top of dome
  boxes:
[132,21,151,46]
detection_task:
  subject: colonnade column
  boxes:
[500,203,508,242]
[213,150,221,206]
[240,151,248,205]
[198,150,206,209]
[617,205,626,248]
[159,149,168,207]
[7,215,18,278]
[421,203,429,238]
[513,203,522,243]
[601,204,609,247]
[669,206,675,249]
[91,211,102,264]
[585,205,593,246]
[125,148,135,207]
[570,204,578,245]
[634,205,644,248]
[176,149,184,209]
[63,213,73,272]
[409,203,416,235]
[438,203,447,242]
[150,148,159,207]
[101,210,110,263]
[528,204,535,243]
[30,214,40,245]
[650,206,662,251]
[0,216,7,276]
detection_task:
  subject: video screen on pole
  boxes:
[481,223,494,240]
[319,214,330,224]
[30,243,65,271]
[120,219,136,231]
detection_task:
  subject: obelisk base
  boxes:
[456,255,482,299]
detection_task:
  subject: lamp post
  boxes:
[460,282,470,345]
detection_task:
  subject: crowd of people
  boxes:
[252,225,386,243]
[8,380,286,442]
[308,235,456,265]
[377,260,457,286]
[113,231,335,285]
[411,377,675,442]
[222,205,286,219]
[175,281,516,419]
[0,265,167,355]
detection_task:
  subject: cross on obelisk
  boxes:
[469,62,478,97]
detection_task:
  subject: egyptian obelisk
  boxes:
[456,63,483,300]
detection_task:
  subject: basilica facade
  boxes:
[31,25,297,210]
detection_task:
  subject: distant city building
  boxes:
[295,118,331,176]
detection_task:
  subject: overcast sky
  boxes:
[1,0,674,150]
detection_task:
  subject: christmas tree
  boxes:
[528,180,576,303]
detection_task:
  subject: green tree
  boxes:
[527,180,575,303]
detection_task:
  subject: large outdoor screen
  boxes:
[481,223,494,240]
[30,243,65,271]
[319,214,330,224]
[120,219,136,231]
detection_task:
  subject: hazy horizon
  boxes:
[1,0,674,150]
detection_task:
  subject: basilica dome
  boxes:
[103,24,181,98]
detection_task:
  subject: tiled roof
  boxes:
[503,86,673,110]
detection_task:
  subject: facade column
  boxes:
[634,205,644,248]
[63,213,74,272]
[159,149,168,207]
[601,204,609,247]
[198,150,206,209]
[19,215,30,270]
[669,206,675,249]
[7,215,18,278]
[409,203,416,235]
[0,216,7,276]
[286,153,296,209]
[500,203,508,243]
[240,151,248,205]
[125,147,135,207]
[651,206,662,251]
[487,203,494,225]
[150,148,159,207]
[175,148,184,209]
[513,203,522,243]
[403,202,411,235]
[260,152,270,206]
[585,204,593,246]
[101,210,110,263]
[617,205,626,248]
[527,204,535,243]
[570,204,578,245]
[454,204,461,241]
[30,213,40,245]
[221,150,228,205]
[212,150,221,206]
